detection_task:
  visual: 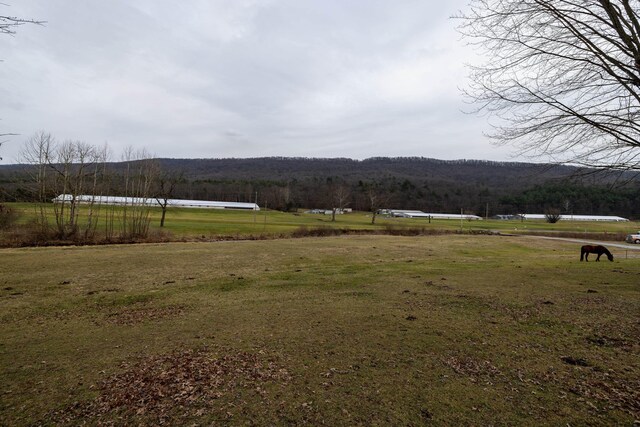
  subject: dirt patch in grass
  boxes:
[100,305,187,325]
[586,334,633,349]
[48,347,292,424]
[443,355,502,382]
[569,373,640,416]
[540,366,640,417]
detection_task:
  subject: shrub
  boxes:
[544,209,562,223]
[383,224,449,236]
[291,226,347,238]
[0,204,18,230]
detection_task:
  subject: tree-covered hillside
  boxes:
[1,157,639,218]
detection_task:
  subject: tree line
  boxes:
[1,133,639,226]
[0,132,176,241]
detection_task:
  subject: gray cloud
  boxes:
[0,0,517,163]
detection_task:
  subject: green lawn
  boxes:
[5,202,640,240]
[1,235,638,425]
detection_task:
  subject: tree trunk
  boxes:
[160,205,167,227]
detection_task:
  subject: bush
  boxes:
[383,224,449,236]
[0,219,54,247]
[291,226,348,238]
[0,204,18,230]
[544,209,562,223]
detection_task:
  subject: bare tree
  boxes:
[18,132,55,234]
[19,134,107,239]
[153,165,184,227]
[362,182,390,225]
[120,147,156,239]
[330,184,351,222]
[18,131,53,202]
[458,0,640,170]
[82,144,109,240]
[48,140,102,238]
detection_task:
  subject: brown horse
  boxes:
[580,245,613,262]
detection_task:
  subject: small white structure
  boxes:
[52,194,260,210]
[305,208,350,215]
[382,209,482,220]
[521,214,628,222]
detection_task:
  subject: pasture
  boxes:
[5,202,640,241]
[1,234,639,425]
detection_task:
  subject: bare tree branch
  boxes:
[0,14,45,35]
[2,6,45,158]
[457,0,640,170]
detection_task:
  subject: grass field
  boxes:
[5,202,640,241]
[1,234,639,425]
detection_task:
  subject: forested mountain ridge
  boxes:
[155,157,569,186]
[1,157,639,218]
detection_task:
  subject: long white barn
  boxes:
[521,214,628,222]
[382,209,483,220]
[52,194,260,211]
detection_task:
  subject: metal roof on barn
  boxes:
[521,214,628,222]
[52,194,260,210]
[384,209,483,220]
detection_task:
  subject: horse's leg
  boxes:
[596,253,601,261]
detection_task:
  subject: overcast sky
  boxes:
[0,1,520,164]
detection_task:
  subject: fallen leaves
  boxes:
[555,368,640,417]
[443,355,501,381]
[101,305,186,326]
[48,347,292,424]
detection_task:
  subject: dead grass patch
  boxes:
[48,347,291,424]
[586,334,633,350]
[569,374,640,416]
[540,366,640,417]
[443,355,502,381]
[101,305,186,326]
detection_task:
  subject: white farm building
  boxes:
[381,209,483,220]
[521,214,628,222]
[52,194,260,210]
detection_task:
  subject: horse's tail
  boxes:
[580,246,585,261]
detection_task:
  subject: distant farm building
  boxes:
[520,214,628,222]
[305,208,352,215]
[493,214,523,220]
[52,194,260,210]
[380,209,482,220]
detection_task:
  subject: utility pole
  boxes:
[253,191,258,223]
[263,201,268,232]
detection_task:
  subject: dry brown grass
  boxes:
[1,235,638,425]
